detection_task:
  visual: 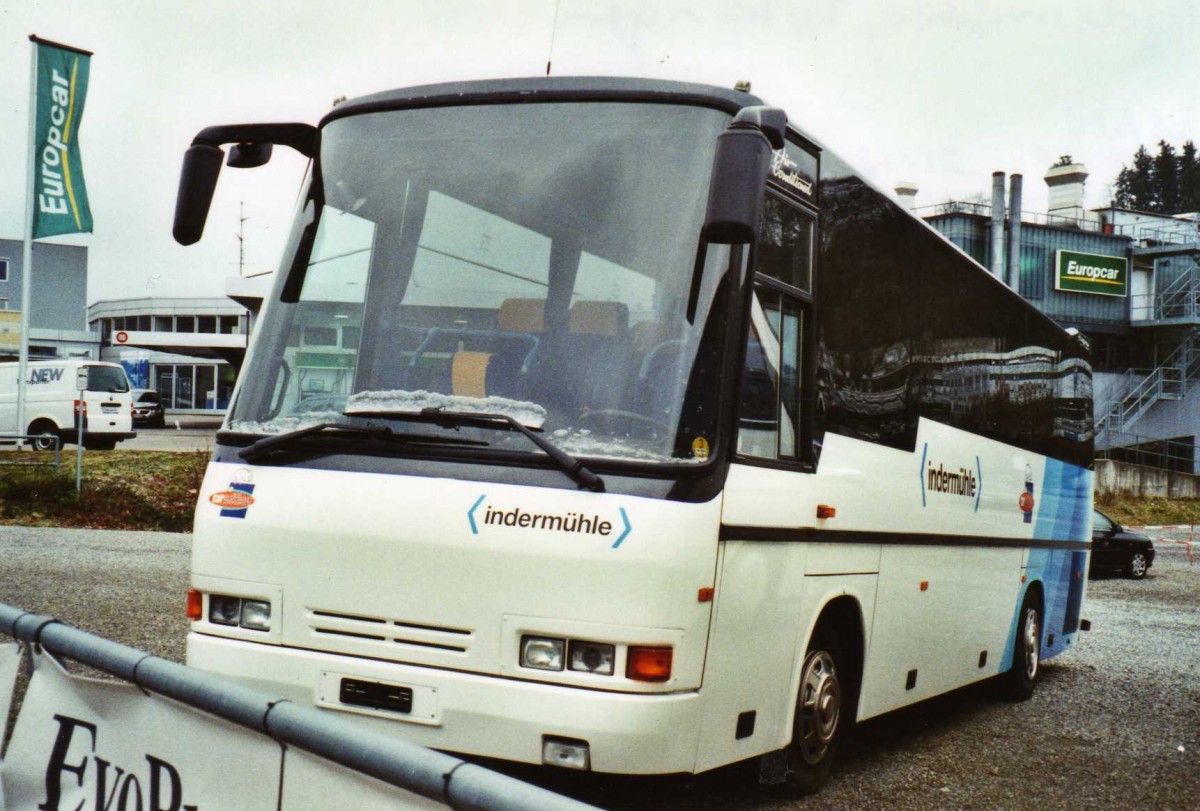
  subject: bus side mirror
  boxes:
[702,106,788,244]
[173,144,225,246]
[228,142,274,169]
[172,123,318,246]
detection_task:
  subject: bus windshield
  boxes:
[228,102,733,466]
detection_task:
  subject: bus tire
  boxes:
[780,630,845,795]
[27,421,59,452]
[1001,588,1041,702]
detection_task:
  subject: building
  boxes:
[911,163,1200,474]
[87,297,249,414]
[0,238,96,359]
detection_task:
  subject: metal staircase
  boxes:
[1095,327,1200,440]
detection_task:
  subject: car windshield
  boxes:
[227,101,734,467]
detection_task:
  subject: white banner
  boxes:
[0,650,451,810]
[0,644,20,745]
[280,748,442,810]
[1,651,281,811]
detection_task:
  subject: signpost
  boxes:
[75,365,86,492]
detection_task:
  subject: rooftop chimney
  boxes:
[1007,174,1023,290]
[894,181,918,211]
[991,172,1006,278]
[1045,161,1088,222]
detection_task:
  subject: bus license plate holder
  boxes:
[339,677,413,714]
[317,670,440,726]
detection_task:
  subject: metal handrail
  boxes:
[0,604,599,811]
[0,433,62,467]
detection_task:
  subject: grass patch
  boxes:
[2,448,1198,533]
[0,450,208,532]
[1093,490,1200,528]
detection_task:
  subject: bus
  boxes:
[173,77,1092,794]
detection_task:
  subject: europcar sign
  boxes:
[1055,250,1128,297]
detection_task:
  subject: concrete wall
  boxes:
[1095,459,1200,498]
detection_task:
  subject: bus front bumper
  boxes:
[186,632,704,775]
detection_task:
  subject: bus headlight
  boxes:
[240,600,272,631]
[207,594,271,631]
[568,641,614,675]
[521,636,565,671]
[209,595,242,626]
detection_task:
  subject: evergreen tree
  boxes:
[1179,141,1200,213]
[1153,140,1180,214]
[1113,140,1200,214]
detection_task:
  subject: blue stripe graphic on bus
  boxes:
[1002,459,1091,668]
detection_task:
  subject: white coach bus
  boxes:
[172,78,1092,794]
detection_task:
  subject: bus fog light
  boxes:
[240,600,272,631]
[521,636,565,671]
[568,641,614,675]
[542,737,590,771]
[209,595,242,626]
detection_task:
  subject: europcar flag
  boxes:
[31,38,93,239]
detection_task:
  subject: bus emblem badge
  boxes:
[1019,465,1035,523]
[210,483,256,518]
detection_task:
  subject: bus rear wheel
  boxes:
[780,637,844,795]
[1001,589,1041,701]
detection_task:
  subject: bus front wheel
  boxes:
[780,635,844,794]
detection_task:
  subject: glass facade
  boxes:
[154,363,236,410]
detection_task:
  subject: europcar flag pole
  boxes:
[16,35,93,443]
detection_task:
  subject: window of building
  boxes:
[219,315,240,334]
[0,258,9,282]
[176,315,195,333]
[154,315,173,332]
[137,315,152,331]
[198,316,216,333]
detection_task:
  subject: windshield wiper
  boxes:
[236,421,488,462]
[349,407,605,493]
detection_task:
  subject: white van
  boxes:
[0,360,136,450]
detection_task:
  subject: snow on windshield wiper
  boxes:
[349,407,606,493]
[237,421,488,462]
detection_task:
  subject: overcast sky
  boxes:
[2,0,1198,305]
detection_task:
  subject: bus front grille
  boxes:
[306,608,474,656]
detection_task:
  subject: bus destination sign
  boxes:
[1055,250,1128,297]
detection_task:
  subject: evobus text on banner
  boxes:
[32,39,93,239]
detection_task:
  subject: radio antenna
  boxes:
[546,0,561,75]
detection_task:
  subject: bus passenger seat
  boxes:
[569,300,628,337]
[566,301,632,412]
[497,298,546,334]
[451,351,492,399]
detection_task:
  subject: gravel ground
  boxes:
[1,526,1197,809]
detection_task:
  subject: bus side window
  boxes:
[737,194,812,462]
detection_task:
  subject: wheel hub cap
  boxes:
[796,651,841,764]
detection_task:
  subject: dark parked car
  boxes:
[131,388,166,428]
[1091,508,1155,579]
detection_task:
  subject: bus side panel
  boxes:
[694,540,808,771]
[694,539,880,773]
